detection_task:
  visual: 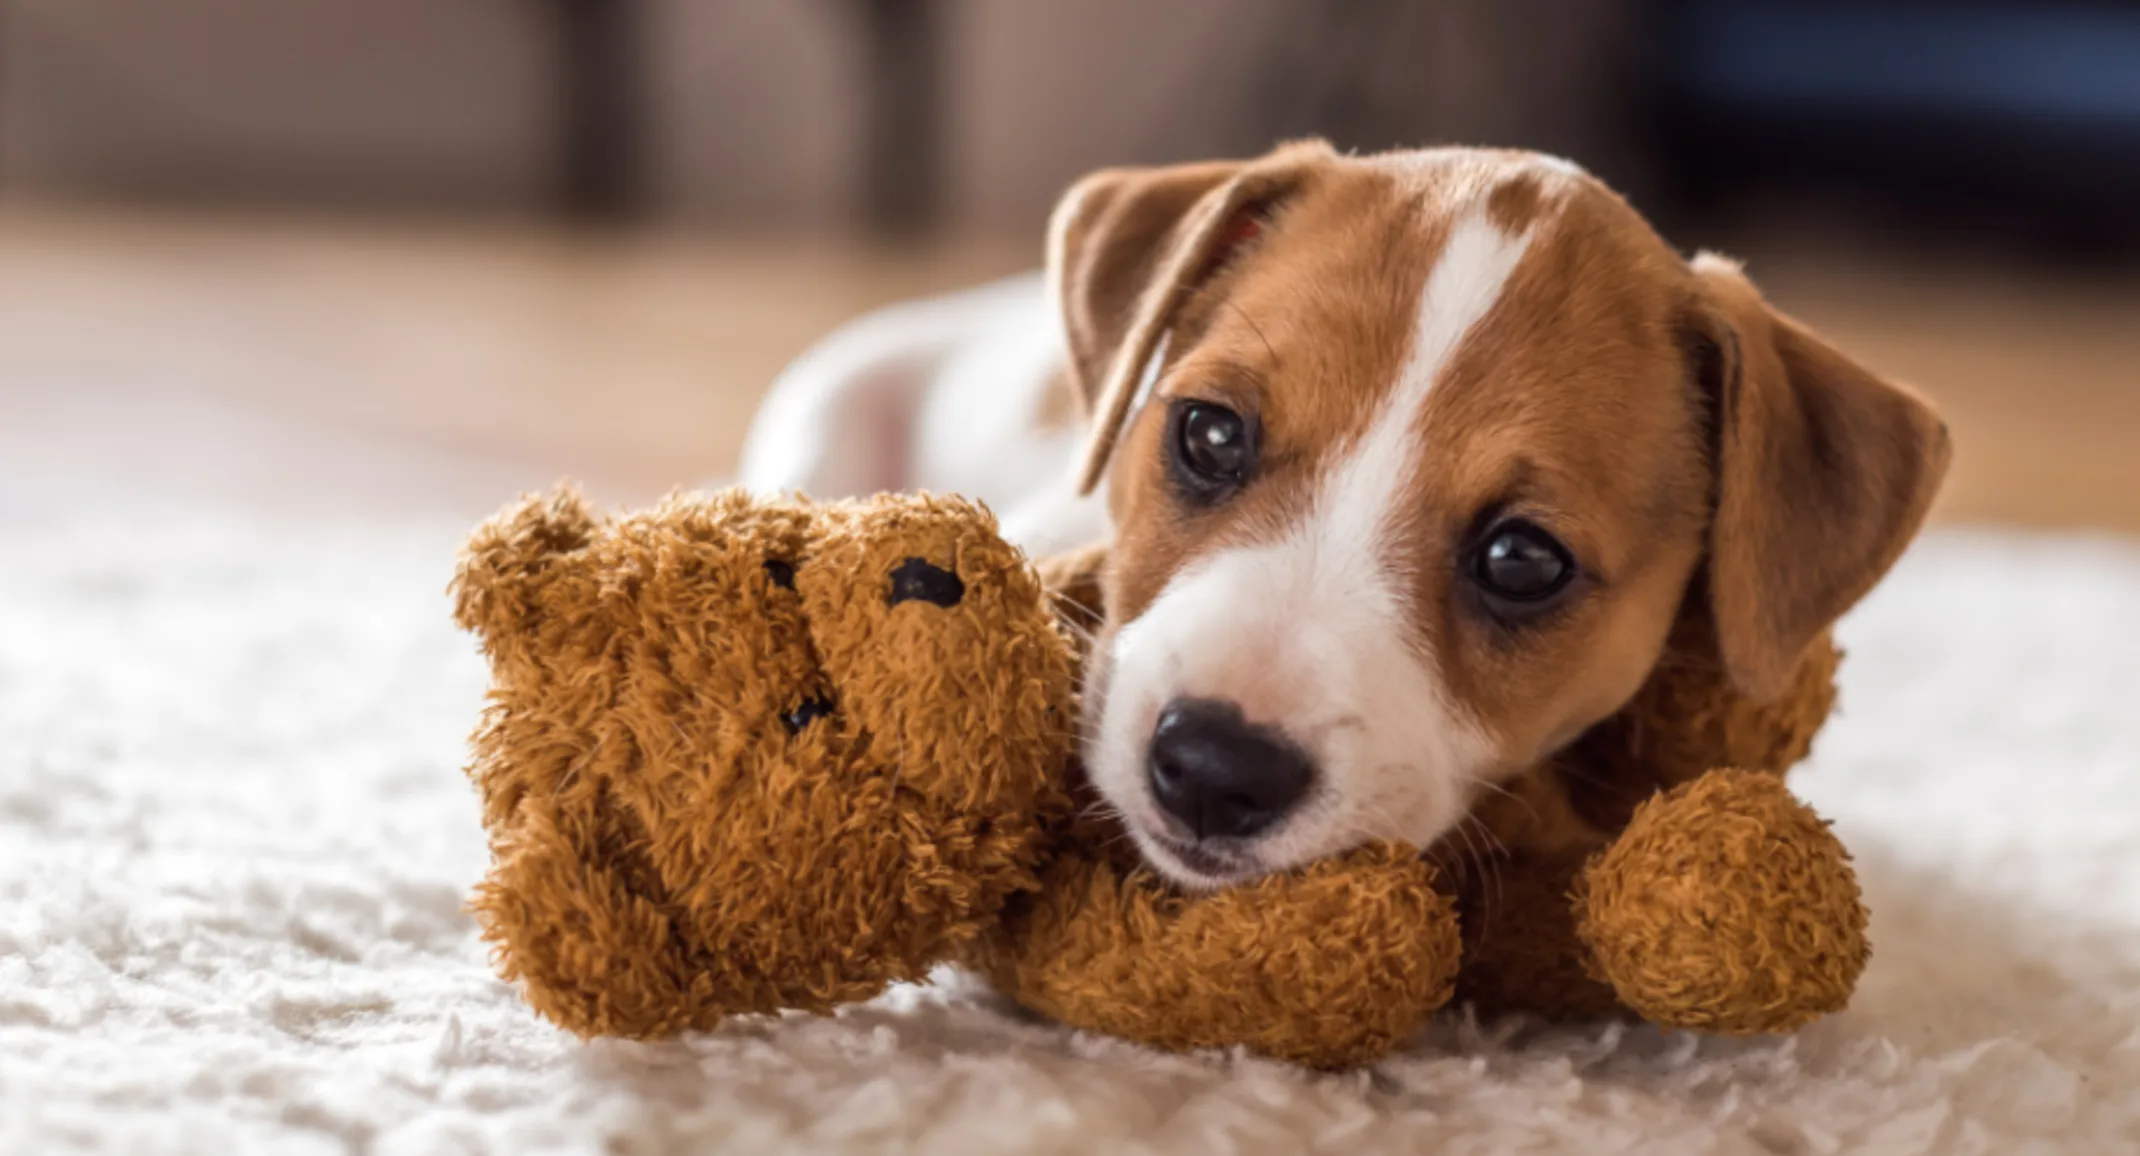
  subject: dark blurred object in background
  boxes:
[555,0,649,222]
[1,0,2135,258]
[1649,0,2140,259]
[4,1,2137,528]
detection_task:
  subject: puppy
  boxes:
[739,139,1950,890]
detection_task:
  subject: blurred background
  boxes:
[4,0,2138,528]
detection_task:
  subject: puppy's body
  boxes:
[738,272,1103,559]
[740,142,1948,890]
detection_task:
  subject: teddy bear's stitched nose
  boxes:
[783,696,834,733]
[887,558,964,607]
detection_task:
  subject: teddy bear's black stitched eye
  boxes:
[887,558,963,608]
[763,559,796,590]
[783,696,833,733]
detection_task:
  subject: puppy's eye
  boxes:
[1170,402,1255,492]
[1472,520,1574,604]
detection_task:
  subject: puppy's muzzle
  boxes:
[1146,697,1315,841]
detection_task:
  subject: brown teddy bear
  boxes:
[451,485,1864,1069]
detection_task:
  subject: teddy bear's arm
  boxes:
[968,835,1462,1069]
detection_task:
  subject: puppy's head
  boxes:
[1054,141,1949,888]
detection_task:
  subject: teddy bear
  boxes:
[450,485,1866,1069]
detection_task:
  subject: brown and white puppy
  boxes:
[738,140,1950,889]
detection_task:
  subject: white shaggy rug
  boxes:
[5,500,2139,1155]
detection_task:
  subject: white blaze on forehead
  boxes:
[1323,201,1543,562]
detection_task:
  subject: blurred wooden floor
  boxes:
[4,203,2138,532]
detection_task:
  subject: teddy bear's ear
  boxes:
[451,487,602,650]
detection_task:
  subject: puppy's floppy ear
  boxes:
[1047,139,1334,494]
[1691,253,1952,699]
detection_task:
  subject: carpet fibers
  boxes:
[4,506,2137,1154]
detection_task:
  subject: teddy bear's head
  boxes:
[450,487,1079,1036]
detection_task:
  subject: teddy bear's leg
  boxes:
[1573,768,1869,1033]
[969,835,1462,1069]
[472,802,731,1040]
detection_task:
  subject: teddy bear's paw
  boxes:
[980,843,1461,1069]
[476,797,930,1036]
[472,808,743,1039]
[1574,768,1869,1034]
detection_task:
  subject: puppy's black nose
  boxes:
[1147,698,1314,840]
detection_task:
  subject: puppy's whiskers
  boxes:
[1473,777,1541,825]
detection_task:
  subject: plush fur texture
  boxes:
[452,490,1078,1037]
[15,500,2140,1153]
[452,486,1859,1069]
[971,834,1464,1070]
[1579,770,1868,1032]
